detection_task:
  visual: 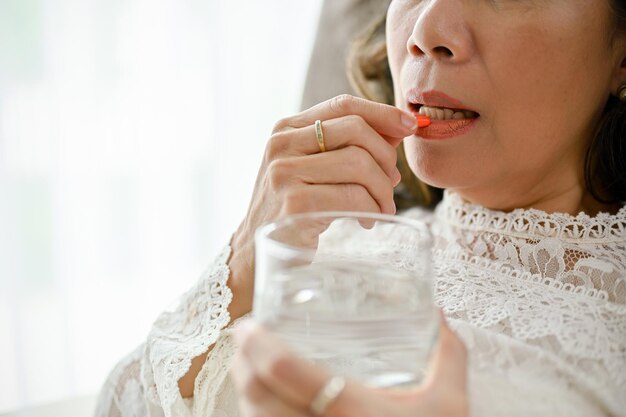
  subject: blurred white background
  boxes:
[0,0,323,412]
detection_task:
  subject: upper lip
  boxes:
[406,89,479,114]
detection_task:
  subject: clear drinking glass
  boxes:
[254,212,439,388]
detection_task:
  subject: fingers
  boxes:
[232,347,310,417]
[277,184,384,217]
[262,98,409,215]
[233,323,395,417]
[272,148,396,214]
[267,114,400,181]
[233,323,332,410]
[273,94,418,140]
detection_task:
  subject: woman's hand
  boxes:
[178,96,417,397]
[227,95,419,320]
[231,314,468,417]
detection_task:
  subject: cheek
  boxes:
[483,13,611,160]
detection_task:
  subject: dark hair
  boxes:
[348,3,626,210]
[586,0,626,204]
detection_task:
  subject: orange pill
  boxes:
[417,115,431,128]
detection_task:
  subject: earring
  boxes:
[619,85,626,102]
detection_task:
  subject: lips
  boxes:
[406,90,480,140]
[406,90,479,113]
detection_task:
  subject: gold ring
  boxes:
[315,119,326,153]
[309,376,346,416]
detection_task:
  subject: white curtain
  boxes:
[0,0,322,412]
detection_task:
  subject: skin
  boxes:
[179,1,626,414]
[388,0,626,214]
[231,314,467,417]
[179,97,415,397]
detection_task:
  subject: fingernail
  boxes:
[401,111,418,131]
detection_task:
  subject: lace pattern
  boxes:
[192,315,251,417]
[95,344,149,417]
[426,191,626,416]
[97,191,626,417]
[438,191,626,243]
[141,244,234,417]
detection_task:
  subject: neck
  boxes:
[452,182,621,217]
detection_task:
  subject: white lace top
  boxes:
[95,191,626,417]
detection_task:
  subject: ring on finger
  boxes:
[309,376,346,416]
[315,119,326,153]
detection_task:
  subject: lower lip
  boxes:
[414,117,478,140]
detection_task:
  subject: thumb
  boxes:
[424,310,468,393]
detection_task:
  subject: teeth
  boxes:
[417,105,477,120]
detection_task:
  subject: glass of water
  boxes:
[253,211,438,388]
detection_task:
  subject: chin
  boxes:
[403,140,471,190]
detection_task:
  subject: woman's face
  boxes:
[387,0,626,211]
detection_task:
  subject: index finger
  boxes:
[275,94,418,139]
[234,322,328,408]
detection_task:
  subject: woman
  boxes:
[96,0,626,416]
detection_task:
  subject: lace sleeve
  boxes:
[96,243,234,417]
[95,344,152,417]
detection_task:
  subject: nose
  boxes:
[407,0,473,63]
